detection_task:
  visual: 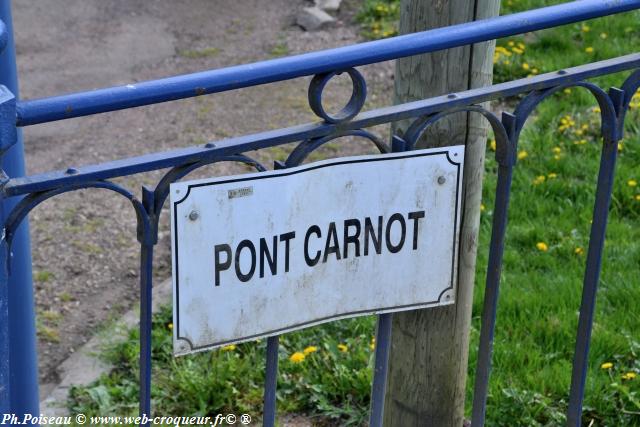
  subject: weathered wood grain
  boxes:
[383,0,500,425]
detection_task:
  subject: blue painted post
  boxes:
[0,1,39,416]
[0,84,17,415]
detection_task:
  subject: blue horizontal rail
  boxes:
[15,0,640,127]
[5,53,639,197]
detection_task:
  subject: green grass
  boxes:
[69,307,375,425]
[37,309,63,343]
[33,270,54,282]
[356,0,400,39]
[68,2,640,425]
[269,41,289,58]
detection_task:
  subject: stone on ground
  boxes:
[315,0,341,12]
[297,7,336,31]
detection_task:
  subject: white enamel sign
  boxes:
[171,146,464,355]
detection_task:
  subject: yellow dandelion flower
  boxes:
[563,88,572,95]
[559,116,575,130]
[585,47,594,54]
[504,60,511,65]
[522,62,530,71]
[581,124,589,130]
[622,372,637,380]
[635,194,640,201]
[600,32,607,39]
[574,129,584,136]
[547,173,558,179]
[508,41,515,47]
[532,68,539,75]
[222,344,236,352]
[511,47,524,55]
[600,362,613,369]
[490,139,496,151]
[536,242,549,252]
[303,346,318,355]
[337,344,348,353]
[552,147,562,154]
[168,323,173,330]
[618,142,624,151]
[518,150,528,160]
[554,154,561,160]
[480,203,486,212]
[517,42,525,50]
[533,175,546,185]
[593,106,601,114]
[289,352,305,363]
[581,24,590,32]
[575,247,585,256]
[628,179,638,187]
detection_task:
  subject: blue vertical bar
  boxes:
[139,243,153,425]
[369,313,392,427]
[471,163,514,427]
[0,0,38,416]
[0,237,9,414]
[0,82,17,419]
[263,335,279,427]
[139,189,155,426]
[566,134,619,426]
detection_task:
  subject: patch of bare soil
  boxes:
[14,0,395,401]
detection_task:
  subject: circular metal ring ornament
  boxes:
[308,68,367,124]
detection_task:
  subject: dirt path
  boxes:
[13,0,394,395]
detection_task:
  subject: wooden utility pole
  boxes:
[383,0,500,425]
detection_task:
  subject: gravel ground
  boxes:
[13,0,395,395]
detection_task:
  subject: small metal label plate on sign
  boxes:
[170,146,464,355]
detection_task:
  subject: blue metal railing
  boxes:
[1,1,639,426]
[0,2,37,418]
[14,0,640,126]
